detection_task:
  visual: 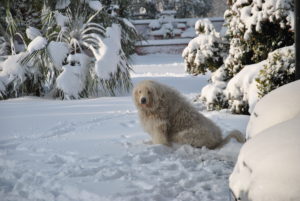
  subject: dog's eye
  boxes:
[138,90,141,94]
[147,91,151,95]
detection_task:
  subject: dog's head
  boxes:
[133,80,159,110]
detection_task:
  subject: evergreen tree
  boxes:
[197,0,295,114]
[175,0,212,18]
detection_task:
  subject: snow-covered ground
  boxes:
[0,54,249,201]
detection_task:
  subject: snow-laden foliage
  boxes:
[0,0,139,100]
[256,45,295,98]
[198,0,294,114]
[224,0,294,77]
[182,19,228,75]
[0,53,44,99]
[200,46,294,114]
[56,54,91,99]
[175,0,212,18]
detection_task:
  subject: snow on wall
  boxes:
[133,18,224,55]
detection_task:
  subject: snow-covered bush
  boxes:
[256,45,295,98]
[198,0,295,114]
[199,66,228,110]
[201,46,295,114]
[224,0,294,77]
[174,0,212,18]
[0,0,138,100]
[0,53,43,99]
[148,13,182,39]
[182,19,228,75]
[224,61,266,114]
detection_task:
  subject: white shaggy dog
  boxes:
[133,80,245,149]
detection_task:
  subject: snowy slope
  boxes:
[0,54,249,201]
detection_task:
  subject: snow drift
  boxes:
[230,80,300,201]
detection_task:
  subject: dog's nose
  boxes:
[141,97,147,104]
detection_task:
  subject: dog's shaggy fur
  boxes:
[133,80,245,149]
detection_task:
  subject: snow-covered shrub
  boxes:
[148,14,183,39]
[224,61,266,114]
[55,54,91,99]
[199,66,228,110]
[198,0,295,114]
[0,53,45,99]
[182,19,228,75]
[223,0,294,77]
[256,45,295,98]
[0,0,138,100]
[200,46,295,114]
[175,0,212,18]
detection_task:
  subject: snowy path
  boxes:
[0,54,249,201]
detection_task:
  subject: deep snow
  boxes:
[230,80,300,201]
[0,54,249,201]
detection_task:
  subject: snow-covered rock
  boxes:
[230,81,300,201]
[246,80,300,139]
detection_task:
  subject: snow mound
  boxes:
[246,80,300,139]
[230,115,300,201]
[230,81,300,201]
